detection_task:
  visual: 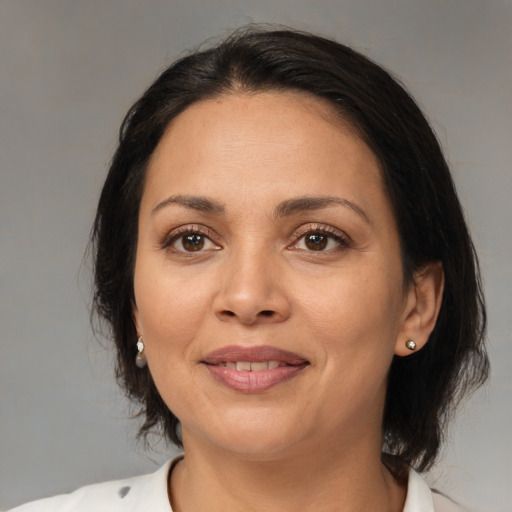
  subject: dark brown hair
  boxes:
[91,27,489,474]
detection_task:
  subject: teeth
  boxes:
[250,361,268,372]
[217,360,284,371]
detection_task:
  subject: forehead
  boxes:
[141,91,388,222]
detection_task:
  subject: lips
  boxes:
[201,345,309,392]
[202,345,308,365]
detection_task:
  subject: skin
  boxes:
[133,91,444,511]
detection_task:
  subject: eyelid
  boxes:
[160,222,350,252]
[161,224,221,249]
[289,223,352,249]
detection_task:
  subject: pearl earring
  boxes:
[406,340,417,351]
[135,336,147,368]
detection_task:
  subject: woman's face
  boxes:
[133,91,414,459]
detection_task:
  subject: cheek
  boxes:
[133,258,212,356]
[296,272,402,427]
[297,261,404,345]
[295,259,404,404]
[133,263,210,417]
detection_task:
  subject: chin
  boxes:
[180,407,307,460]
[204,412,310,460]
[215,434,302,461]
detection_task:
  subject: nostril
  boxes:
[258,310,275,317]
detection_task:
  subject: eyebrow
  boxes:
[152,194,369,223]
[152,195,225,216]
[274,196,369,223]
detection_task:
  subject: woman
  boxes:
[11,27,489,511]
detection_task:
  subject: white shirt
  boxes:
[8,456,465,511]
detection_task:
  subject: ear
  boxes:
[395,261,445,357]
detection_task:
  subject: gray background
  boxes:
[1,1,510,510]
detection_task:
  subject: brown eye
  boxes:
[181,234,205,251]
[304,233,328,251]
[167,228,220,253]
[291,227,350,253]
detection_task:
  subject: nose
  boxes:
[213,247,291,326]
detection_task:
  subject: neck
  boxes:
[169,434,406,512]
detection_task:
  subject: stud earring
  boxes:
[406,340,417,351]
[135,336,147,368]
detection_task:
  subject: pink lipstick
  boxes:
[201,345,309,393]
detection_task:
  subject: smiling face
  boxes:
[133,91,415,460]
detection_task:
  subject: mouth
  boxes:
[201,345,310,392]
[207,360,293,371]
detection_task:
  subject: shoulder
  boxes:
[7,457,179,512]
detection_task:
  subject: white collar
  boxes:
[157,457,437,512]
[403,468,436,512]
[67,456,437,511]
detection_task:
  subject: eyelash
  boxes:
[290,224,351,252]
[161,223,351,254]
[161,225,220,253]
